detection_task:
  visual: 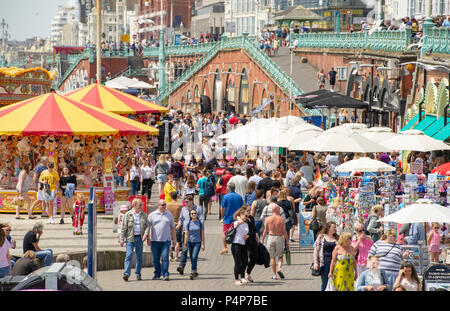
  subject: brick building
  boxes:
[137,0,193,41]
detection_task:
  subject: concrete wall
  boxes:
[37,250,153,271]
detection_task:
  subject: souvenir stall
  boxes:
[330,157,397,231]
[0,92,158,214]
[0,67,56,105]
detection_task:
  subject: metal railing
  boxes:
[292,29,413,53]
[422,26,450,55]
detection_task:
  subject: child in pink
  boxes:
[427,222,441,263]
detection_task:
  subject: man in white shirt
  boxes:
[296,172,310,189]
[325,152,339,177]
[305,152,315,168]
[248,169,263,185]
[284,163,297,187]
[202,138,214,161]
[228,168,248,200]
[300,161,314,184]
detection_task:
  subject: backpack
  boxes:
[206,175,215,197]
[364,214,377,235]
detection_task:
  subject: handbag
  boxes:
[225,226,237,244]
[310,218,320,231]
[310,263,321,276]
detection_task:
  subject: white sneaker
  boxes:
[48,217,55,224]
[240,278,248,285]
[235,280,243,286]
[245,274,254,283]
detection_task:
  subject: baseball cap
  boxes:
[264,169,272,176]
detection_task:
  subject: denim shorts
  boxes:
[157,174,167,183]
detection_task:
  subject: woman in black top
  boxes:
[234,205,260,283]
[59,165,77,224]
[277,190,294,247]
[303,187,322,212]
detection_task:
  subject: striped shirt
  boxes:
[133,212,141,235]
[368,241,403,273]
[260,203,286,221]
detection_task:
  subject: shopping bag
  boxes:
[325,277,336,291]
[285,248,291,265]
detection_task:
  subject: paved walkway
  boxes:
[1,186,321,291]
[271,47,321,94]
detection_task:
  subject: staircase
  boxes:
[270,47,320,94]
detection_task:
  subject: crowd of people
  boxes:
[107,108,447,289]
[0,106,448,290]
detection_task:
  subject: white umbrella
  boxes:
[249,127,322,148]
[380,129,450,152]
[289,129,392,153]
[361,127,398,143]
[129,79,156,89]
[105,76,137,89]
[224,119,321,147]
[379,199,450,224]
[327,123,368,133]
[217,118,265,140]
[277,115,307,126]
[104,80,128,89]
[335,157,396,173]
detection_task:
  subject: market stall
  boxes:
[0,92,158,214]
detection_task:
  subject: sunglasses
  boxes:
[159,204,166,206]
[357,229,364,233]
[191,212,197,215]
[5,229,11,232]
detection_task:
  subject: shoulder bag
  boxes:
[225,225,237,244]
[310,263,322,276]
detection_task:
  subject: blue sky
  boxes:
[0,0,72,40]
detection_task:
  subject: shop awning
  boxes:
[413,115,437,131]
[65,83,168,115]
[252,98,272,114]
[0,92,159,136]
[432,123,450,141]
[401,113,420,131]
[295,90,368,109]
[424,116,450,137]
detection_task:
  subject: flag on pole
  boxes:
[314,166,321,182]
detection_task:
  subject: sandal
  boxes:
[15,216,23,219]
[28,215,37,219]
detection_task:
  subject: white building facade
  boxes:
[384,0,449,20]
[224,0,274,36]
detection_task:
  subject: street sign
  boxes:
[120,34,129,42]
[423,264,450,291]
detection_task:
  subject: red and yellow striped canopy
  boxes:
[0,92,159,136]
[65,83,168,114]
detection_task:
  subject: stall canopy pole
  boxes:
[96,0,102,84]
[128,147,131,187]
[88,186,97,279]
